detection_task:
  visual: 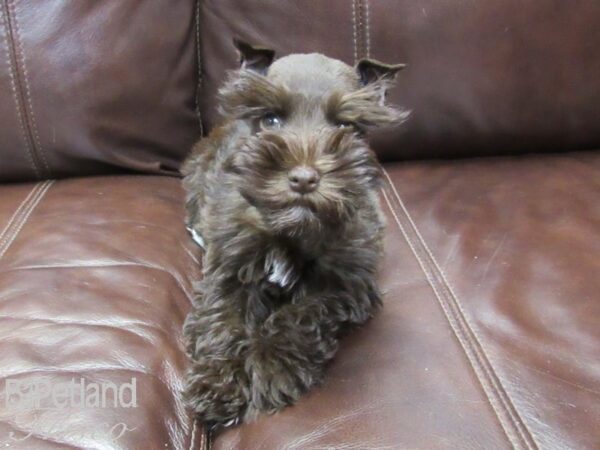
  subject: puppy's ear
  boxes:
[356,59,406,86]
[332,59,409,129]
[233,38,275,74]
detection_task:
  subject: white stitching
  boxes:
[0,183,41,245]
[381,169,538,449]
[194,0,203,136]
[0,183,45,253]
[357,0,364,59]
[364,0,371,59]
[380,185,522,448]
[0,180,53,261]
[0,3,39,178]
[382,170,537,446]
[0,181,52,259]
[351,0,358,65]
[9,0,50,175]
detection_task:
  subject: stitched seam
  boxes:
[382,169,538,447]
[364,0,371,58]
[0,181,53,261]
[381,169,538,450]
[0,181,52,259]
[0,1,38,178]
[356,0,363,60]
[8,0,50,176]
[380,185,521,448]
[351,0,358,64]
[0,183,44,252]
[194,0,203,136]
[354,0,367,60]
[0,183,41,245]
[358,0,364,59]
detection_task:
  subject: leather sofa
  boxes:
[1,1,598,449]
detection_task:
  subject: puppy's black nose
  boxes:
[288,166,320,194]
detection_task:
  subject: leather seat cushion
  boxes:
[0,176,206,449]
[1,152,598,449]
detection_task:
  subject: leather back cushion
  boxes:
[0,1,200,182]
[199,0,600,161]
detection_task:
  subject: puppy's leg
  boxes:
[183,297,251,424]
[243,300,340,419]
[184,356,249,425]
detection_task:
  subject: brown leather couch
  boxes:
[1,1,598,449]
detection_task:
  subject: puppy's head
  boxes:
[221,39,408,238]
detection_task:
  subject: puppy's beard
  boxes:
[237,182,355,243]
[266,205,323,238]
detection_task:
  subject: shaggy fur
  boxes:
[182,41,407,427]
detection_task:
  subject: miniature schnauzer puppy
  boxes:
[182,38,407,426]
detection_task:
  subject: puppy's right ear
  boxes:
[233,38,275,75]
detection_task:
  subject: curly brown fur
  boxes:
[182,41,407,427]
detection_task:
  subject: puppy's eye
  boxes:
[337,121,354,130]
[260,113,283,130]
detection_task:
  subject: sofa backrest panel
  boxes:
[198,0,600,161]
[0,0,200,182]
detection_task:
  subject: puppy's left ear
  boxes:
[335,59,408,128]
[356,59,406,86]
[233,38,275,75]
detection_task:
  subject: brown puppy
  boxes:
[182,38,407,427]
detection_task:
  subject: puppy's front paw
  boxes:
[183,358,250,425]
[242,302,341,418]
[243,339,327,419]
[244,353,309,419]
